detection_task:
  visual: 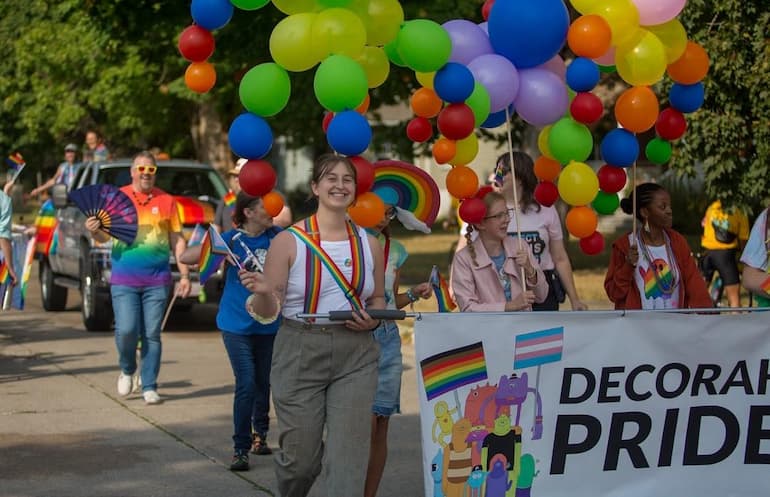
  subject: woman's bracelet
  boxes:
[405,288,419,303]
[245,293,281,324]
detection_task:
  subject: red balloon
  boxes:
[239,160,277,197]
[579,231,605,255]
[459,197,486,224]
[482,0,495,21]
[350,156,375,194]
[597,164,627,193]
[475,185,495,199]
[437,103,475,140]
[322,112,334,133]
[406,117,433,142]
[178,25,215,62]
[534,181,559,206]
[655,108,687,141]
[570,92,604,125]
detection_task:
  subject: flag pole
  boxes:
[161,292,178,331]
[504,108,528,287]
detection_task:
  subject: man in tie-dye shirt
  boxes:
[85,151,191,405]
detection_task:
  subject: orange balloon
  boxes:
[262,191,285,217]
[533,156,562,182]
[432,137,456,164]
[565,205,598,239]
[567,15,612,59]
[446,165,479,200]
[614,86,659,133]
[347,191,385,228]
[185,61,217,93]
[355,93,370,114]
[667,41,709,85]
[411,87,443,118]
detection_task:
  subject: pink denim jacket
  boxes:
[451,236,549,312]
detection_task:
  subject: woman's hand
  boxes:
[506,290,536,311]
[512,247,532,270]
[627,245,639,267]
[345,308,381,332]
[570,299,588,311]
[84,216,101,234]
[238,268,270,295]
[412,282,433,299]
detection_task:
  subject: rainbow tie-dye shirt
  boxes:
[110,186,181,287]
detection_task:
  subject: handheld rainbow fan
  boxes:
[69,184,138,245]
[371,160,440,228]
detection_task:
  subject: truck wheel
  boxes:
[80,249,113,331]
[40,260,68,311]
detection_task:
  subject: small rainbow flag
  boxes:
[0,258,8,285]
[420,342,488,401]
[187,223,206,247]
[34,199,58,256]
[514,327,564,370]
[5,152,25,170]
[223,190,236,208]
[174,196,214,225]
[198,232,225,284]
[17,237,36,309]
[430,265,456,312]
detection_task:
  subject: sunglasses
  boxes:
[134,164,157,175]
[385,207,397,220]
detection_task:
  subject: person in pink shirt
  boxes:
[451,191,548,312]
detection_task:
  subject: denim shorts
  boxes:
[372,320,403,416]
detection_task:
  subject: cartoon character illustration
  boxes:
[515,454,538,497]
[466,382,510,429]
[443,418,473,497]
[482,414,522,497]
[485,454,512,497]
[481,374,543,440]
[466,425,489,467]
[433,400,458,448]
[432,448,445,497]
[465,465,487,497]
[639,257,675,300]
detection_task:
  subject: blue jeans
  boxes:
[372,320,403,416]
[221,331,275,453]
[111,285,169,392]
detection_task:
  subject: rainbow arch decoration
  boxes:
[371,160,440,227]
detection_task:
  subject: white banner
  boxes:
[414,311,770,497]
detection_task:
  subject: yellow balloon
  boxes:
[270,13,321,72]
[616,29,667,86]
[449,133,479,166]
[571,0,601,14]
[646,19,687,63]
[558,161,599,206]
[355,46,390,88]
[538,125,554,159]
[415,71,435,89]
[272,0,318,15]
[311,8,367,60]
[589,0,640,47]
[349,0,404,46]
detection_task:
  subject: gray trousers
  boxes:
[271,319,379,497]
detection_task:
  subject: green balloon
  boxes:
[598,64,616,73]
[318,0,352,6]
[645,137,672,164]
[231,0,270,9]
[396,19,451,73]
[592,191,620,215]
[548,117,594,164]
[465,83,491,127]
[383,39,407,67]
[239,63,291,117]
[313,55,368,112]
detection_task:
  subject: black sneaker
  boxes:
[251,433,273,455]
[230,452,249,471]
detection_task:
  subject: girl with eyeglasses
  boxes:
[451,191,548,311]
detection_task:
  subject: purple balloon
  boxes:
[478,22,488,35]
[513,68,569,127]
[442,20,493,66]
[468,54,519,113]
[537,54,566,82]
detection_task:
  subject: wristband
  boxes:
[245,293,281,324]
[406,288,419,303]
[179,274,190,280]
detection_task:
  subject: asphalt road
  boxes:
[0,267,425,497]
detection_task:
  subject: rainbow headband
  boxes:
[371,160,440,226]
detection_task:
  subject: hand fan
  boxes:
[69,184,138,244]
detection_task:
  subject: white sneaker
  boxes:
[117,373,132,396]
[131,375,141,393]
[143,390,161,405]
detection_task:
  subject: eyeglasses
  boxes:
[134,164,157,175]
[483,211,511,221]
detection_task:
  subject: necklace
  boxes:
[637,229,678,295]
[132,190,153,206]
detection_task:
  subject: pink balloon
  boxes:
[537,54,566,81]
[593,46,616,66]
[631,0,687,26]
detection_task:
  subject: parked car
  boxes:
[38,159,228,331]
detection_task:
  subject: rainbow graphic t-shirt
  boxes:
[634,243,680,309]
[110,186,181,287]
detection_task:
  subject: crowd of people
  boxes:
[3,145,769,497]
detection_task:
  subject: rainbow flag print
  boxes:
[5,152,25,170]
[223,190,236,208]
[187,223,206,248]
[174,196,214,225]
[0,257,8,285]
[17,237,36,309]
[514,327,564,370]
[34,199,58,256]
[430,265,456,312]
[198,232,225,284]
[420,342,488,401]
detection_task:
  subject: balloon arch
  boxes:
[177,0,708,255]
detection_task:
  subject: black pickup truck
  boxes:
[38,159,228,331]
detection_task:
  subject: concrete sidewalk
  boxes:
[0,308,424,497]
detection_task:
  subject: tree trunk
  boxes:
[190,101,231,172]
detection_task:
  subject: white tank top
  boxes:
[282,226,376,323]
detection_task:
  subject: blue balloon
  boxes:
[565,57,600,93]
[327,111,372,156]
[191,0,233,31]
[433,62,475,103]
[669,82,705,114]
[600,129,639,168]
[228,113,273,159]
[480,104,515,129]
[488,0,569,69]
